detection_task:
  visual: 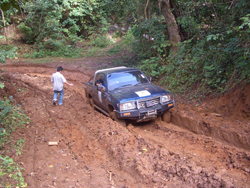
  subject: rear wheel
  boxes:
[161,110,171,123]
[110,111,127,127]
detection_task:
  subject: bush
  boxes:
[0,44,18,64]
[89,34,113,48]
[23,39,82,58]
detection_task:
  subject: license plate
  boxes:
[147,110,156,116]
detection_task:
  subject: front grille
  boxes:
[138,98,160,109]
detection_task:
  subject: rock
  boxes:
[152,176,165,184]
[48,142,58,146]
[127,124,134,130]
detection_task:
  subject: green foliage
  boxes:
[0,44,18,63]
[0,155,27,187]
[25,45,82,59]
[132,18,167,59]
[18,0,109,43]
[107,29,136,55]
[140,0,250,95]
[0,96,29,187]
[121,29,136,49]
[0,4,19,29]
[18,0,63,44]
[138,57,162,79]
[89,34,113,48]
[104,0,137,23]
[107,45,121,55]
[16,138,24,156]
[0,0,28,11]
[84,47,105,57]
[62,0,109,36]
[1,0,250,96]
[0,96,30,136]
[15,0,111,58]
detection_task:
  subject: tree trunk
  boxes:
[159,0,180,53]
[0,9,8,45]
[145,0,150,19]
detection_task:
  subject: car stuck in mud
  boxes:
[84,66,175,126]
[1,63,250,188]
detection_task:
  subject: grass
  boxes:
[27,58,53,64]
[83,47,105,57]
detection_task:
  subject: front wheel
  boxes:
[89,97,95,109]
[161,110,171,123]
[110,111,127,127]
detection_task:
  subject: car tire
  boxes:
[161,110,171,123]
[89,97,95,109]
[110,111,127,127]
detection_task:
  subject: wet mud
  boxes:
[0,61,249,188]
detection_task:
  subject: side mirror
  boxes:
[149,76,153,82]
[97,85,105,91]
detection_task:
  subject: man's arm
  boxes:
[65,81,74,86]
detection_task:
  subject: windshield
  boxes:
[108,70,149,90]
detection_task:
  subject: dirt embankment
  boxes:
[0,61,249,188]
[171,83,250,151]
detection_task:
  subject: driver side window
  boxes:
[95,73,106,88]
[89,76,94,85]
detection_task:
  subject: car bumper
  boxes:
[115,102,174,122]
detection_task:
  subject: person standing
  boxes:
[51,66,73,105]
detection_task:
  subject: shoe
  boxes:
[53,99,57,105]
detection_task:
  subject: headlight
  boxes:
[161,94,173,103]
[120,102,136,111]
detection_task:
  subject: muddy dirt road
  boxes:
[1,60,250,188]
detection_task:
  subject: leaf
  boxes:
[206,35,213,41]
[9,96,13,102]
[1,106,12,117]
[12,4,19,10]
[0,3,11,11]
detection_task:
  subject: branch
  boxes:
[152,48,165,63]
[0,9,8,45]
[196,28,205,40]
[144,0,150,19]
[228,0,238,9]
[38,13,44,32]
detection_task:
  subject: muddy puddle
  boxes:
[0,63,250,187]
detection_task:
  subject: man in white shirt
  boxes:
[51,66,73,105]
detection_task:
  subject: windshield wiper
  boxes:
[134,83,143,86]
[114,84,133,90]
[120,84,133,88]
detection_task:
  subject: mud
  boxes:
[0,60,250,188]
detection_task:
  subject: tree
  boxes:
[0,0,28,44]
[0,8,8,45]
[159,0,180,53]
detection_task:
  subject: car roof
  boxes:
[95,66,140,74]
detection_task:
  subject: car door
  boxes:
[87,75,99,106]
[93,73,106,109]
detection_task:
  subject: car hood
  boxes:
[109,83,169,102]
